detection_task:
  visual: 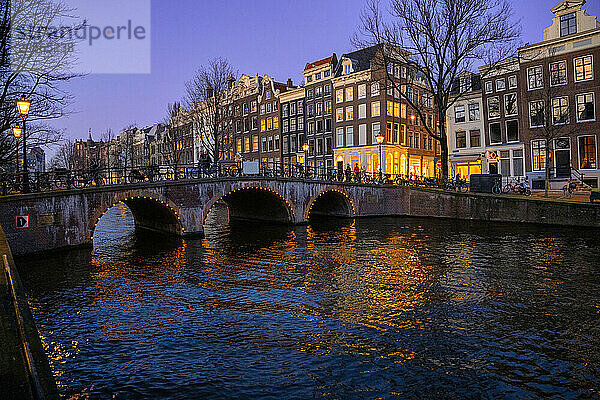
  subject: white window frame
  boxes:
[454,105,466,123]
[489,122,502,144]
[505,119,519,143]
[552,96,570,126]
[577,135,598,170]
[527,66,544,91]
[508,75,517,89]
[358,84,367,99]
[504,93,518,116]
[336,127,344,147]
[573,55,594,83]
[576,92,596,123]
[359,124,367,145]
[487,96,500,119]
[495,78,506,91]
[371,82,380,97]
[358,103,367,119]
[468,102,480,121]
[549,60,568,87]
[346,126,354,146]
[485,81,493,94]
[529,100,545,128]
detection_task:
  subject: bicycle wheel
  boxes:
[502,185,511,194]
[229,166,240,177]
[492,184,501,195]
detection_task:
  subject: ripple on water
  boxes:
[15,204,600,399]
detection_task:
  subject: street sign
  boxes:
[15,215,30,229]
[436,160,442,169]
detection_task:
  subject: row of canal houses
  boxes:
[214,45,439,178]
[75,0,600,190]
[448,0,600,189]
[191,0,599,189]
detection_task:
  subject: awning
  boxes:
[450,154,481,163]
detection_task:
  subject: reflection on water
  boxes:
[17,203,600,399]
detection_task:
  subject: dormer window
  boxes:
[315,72,321,80]
[324,70,331,78]
[460,76,471,93]
[344,63,352,75]
[560,12,576,36]
[307,75,313,83]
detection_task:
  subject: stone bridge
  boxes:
[0,178,408,255]
[2,177,600,256]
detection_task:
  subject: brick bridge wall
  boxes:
[1,178,599,256]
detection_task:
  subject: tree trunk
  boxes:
[438,117,449,179]
[544,138,550,198]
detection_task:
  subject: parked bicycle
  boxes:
[502,178,531,196]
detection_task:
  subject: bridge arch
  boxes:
[203,185,295,227]
[306,188,356,220]
[90,194,183,240]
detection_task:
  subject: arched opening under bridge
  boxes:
[92,196,183,242]
[204,187,294,228]
[307,190,355,220]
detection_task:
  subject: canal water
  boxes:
[16,203,600,399]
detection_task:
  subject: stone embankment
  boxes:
[0,224,58,399]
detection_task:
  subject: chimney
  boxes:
[207,84,214,98]
[287,78,293,88]
[227,76,235,90]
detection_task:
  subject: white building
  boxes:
[446,72,486,179]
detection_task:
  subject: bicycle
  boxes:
[562,180,578,198]
[492,183,502,195]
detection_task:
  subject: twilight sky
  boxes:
[56,0,600,142]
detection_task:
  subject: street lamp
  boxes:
[16,97,31,192]
[376,133,384,183]
[302,143,309,177]
[13,126,22,176]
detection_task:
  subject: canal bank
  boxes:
[0,224,59,399]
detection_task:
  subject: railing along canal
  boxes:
[0,161,469,195]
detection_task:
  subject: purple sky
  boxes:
[57,0,600,142]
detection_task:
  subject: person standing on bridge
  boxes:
[345,164,352,182]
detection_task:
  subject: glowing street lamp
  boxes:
[410,114,416,123]
[16,98,31,116]
[16,97,31,193]
[376,133,384,183]
[12,126,22,138]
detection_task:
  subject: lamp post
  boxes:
[16,97,31,193]
[302,143,309,178]
[12,126,22,179]
[376,133,384,183]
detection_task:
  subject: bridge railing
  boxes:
[0,161,468,195]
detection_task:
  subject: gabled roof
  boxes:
[334,45,382,76]
[304,54,337,71]
[551,0,585,14]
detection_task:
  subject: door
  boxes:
[555,138,571,178]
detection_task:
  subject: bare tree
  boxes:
[48,139,73,169]
[164,101,185,173]
[117,124,136,170]
[0,0,82,167]
[184,57,236,164]
[356,0,520,178]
